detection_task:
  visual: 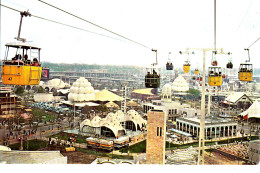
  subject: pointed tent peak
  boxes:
[132,88,155,96]
[247,100,260,118]
[94,89,123,102]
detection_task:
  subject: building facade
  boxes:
[176,117,237,139]
[146,110,166,164]
[0,87,19,115]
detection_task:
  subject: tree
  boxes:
[15,86,25,95]
[37,86,45,93]
[187,89,200,97]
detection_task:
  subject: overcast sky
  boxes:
[1,0,260,69]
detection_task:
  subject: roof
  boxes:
[127,100,138,107]
[169,128,192,137]
[61,100,99,107]
[105,101,119,108]
[94,89,123,101]
[80,110,146,137]
[225,92,251,103]
[0,145,11,151]
[241,101,260,119]
[132,88,154,96]
[5,42,40,49]
[0,151,66,164]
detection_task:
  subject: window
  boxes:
[157,127,162,136]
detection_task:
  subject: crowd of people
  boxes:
[218,142,249,159]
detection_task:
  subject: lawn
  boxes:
[76,147,133,160]
[49,132,86,144]
[9,139,48,151]
[119,136,259,153]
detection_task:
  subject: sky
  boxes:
[0,0,260,69]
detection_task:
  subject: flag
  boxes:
[243,114,248,120]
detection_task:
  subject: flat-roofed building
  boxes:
[176,116,237,139]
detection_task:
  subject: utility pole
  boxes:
[181,47,225,165]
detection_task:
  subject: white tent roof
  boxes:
[241,101,260,119]
[226,92,245,103]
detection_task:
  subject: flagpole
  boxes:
[73,104,75,129]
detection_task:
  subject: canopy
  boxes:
[241,101,260,119]
[94,89,123,102]
[5,42,40,49]
[169,128,192,137]
[132,88,154,96]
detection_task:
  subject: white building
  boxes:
[143,84,201,121]
[80,110,146,138]
[176,116,238,139]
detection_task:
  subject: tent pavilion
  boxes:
[240,101,260,123]
[105,101,119,109]
[94,89,123,104]
[80,110,146,138]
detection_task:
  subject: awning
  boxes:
[169,128,192,137]
[170,134,178,138]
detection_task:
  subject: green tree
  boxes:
[37,86,45,93]
[15,86,25,95]
[187,89,200,97]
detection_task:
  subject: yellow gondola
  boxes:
[208,66,222,86]
[195,69,199,75]
[238,63,253,81]
[183,60,190,73]
[1,42,42,85]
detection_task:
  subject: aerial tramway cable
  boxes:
[0,3,125,42]
[247,36,260,49]
[38,0,152,50]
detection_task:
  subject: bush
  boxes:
[15,86,25,95]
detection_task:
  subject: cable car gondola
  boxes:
[145,64,161,88]
[226,52,233,69]
[208,66,222,86]
[238,63,253,82]
[145,49,160,88]
[195,68,199,75]
[208,51,222,86]
[2,42,42,85]
[238,49,253,82]
[1,10,42,85]
[166,52,173,70]
[183,60,190,73]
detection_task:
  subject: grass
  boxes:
[8,139,48,151]
[49,132,86,144]
[119,136,259,153]
[76,147,134,160]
